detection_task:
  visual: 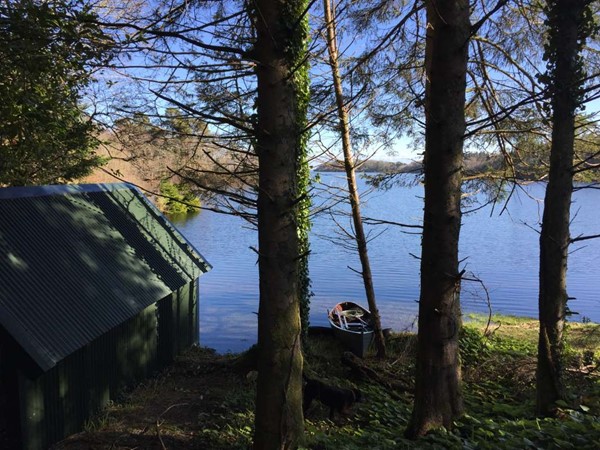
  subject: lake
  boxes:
[173,174,600,353]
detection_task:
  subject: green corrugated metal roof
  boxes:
[0,183,211,372]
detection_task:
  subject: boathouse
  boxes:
[0,183,211,450]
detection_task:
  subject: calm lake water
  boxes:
[173,174,600,353]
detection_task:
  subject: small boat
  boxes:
[327,301,374,358]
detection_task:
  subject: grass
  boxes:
[465,312,600,358]
[55,315,600,449]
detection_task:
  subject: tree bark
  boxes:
[405,0,470,438]
[536,0,585,417]
[322,0,386,358]
[252,1,307,448]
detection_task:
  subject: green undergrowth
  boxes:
[61,315,600,449]
[158,180,201,215]
[299,316,600,449]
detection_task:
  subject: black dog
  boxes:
[303,375,362,420]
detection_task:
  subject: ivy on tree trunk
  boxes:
[536,0,595,417]
[252,0,310,448]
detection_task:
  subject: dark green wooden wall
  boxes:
[9,280,198,450]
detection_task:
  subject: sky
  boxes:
[378,136,421,162]
[90,0,599,166]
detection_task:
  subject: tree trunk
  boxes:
[252,0,308,448]
[322,0,386,358]
[536,0,585,417]
[405,0,470,438]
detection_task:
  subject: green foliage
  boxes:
[455,411,600,450]
[539,0,598,113]
[298,325,600,450]
[158,180,200,215]
[460,326,493,363]
[466,313,600,355]
[281,0,313,341]
[199,410,254,449]
[0,0,113,186]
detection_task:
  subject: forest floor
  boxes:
[54,315,600,449]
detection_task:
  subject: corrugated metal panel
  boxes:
[18,300,158,450]
[18,286,199,450]
[0,183,210,372]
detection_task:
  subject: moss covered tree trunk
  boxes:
[252,0,309,448]
[536,0,589,417]
[405,0,470,438]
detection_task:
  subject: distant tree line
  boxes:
[315,159,412,173]
[317,146,600,182]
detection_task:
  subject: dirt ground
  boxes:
[52,335,366,450]
[53,347,256,450]
[52,332,389,450]
[52,320,600,449]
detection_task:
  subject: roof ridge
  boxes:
[0,183,132,200]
